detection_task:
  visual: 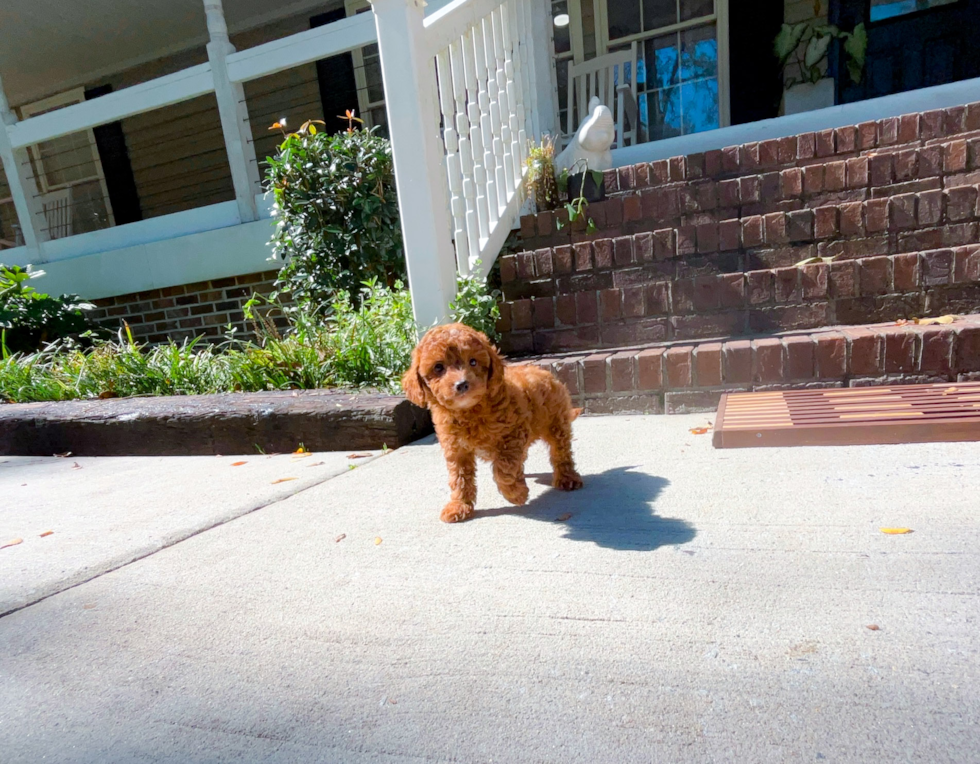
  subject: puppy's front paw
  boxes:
[499,481,529,506]
[440,500,474,523]
[553,470,584,491]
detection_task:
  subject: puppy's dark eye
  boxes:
[469,358,477,367]
[433,363,445,375]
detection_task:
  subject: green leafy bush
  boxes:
[265,121,404,311]
[0,264,102,354]
[0,281,419,404]
[450,264,501,341]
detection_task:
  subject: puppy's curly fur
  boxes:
[402,323,583,523]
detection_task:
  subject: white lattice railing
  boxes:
[372,0,555,328]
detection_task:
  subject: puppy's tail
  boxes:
[570,407,584,421]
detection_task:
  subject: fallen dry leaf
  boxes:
[555,513,573,522]
[894,318,910,326]
[231,461,247,466]
[39,531,54,538]
[83,603,97,610]
[374,537,383,545]
[307,461,326,467]
[335,534,346,543]
[915,314,957,325]
[1,538,23,550]
[271,477,298,484]
[98,391,119,399]
[689,426,710,435]
[866,624,880,631]
[71,462,82,470]
[880,527,913,534]
[54,451,72,458]
[347,453,372,459]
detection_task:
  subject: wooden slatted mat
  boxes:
[713,381,980,448]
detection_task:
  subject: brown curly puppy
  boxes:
[402,323,584,523]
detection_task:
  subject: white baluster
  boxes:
[483,17,507,213]
[473,21,498,231]
[491,9,517,197]
[436,48,468,274]
[514,0,540,141]
[501,0,526,172]
[450,40,480,266]
[462,29,490,247]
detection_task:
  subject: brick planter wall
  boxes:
[90,270,284,345]
[517,315,980,415]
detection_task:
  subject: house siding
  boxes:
[86,3,344,221]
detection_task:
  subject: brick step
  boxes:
[520,102,980,252]
[510,314,980,415]
[502,184,980,305]
[498,242,980,355]
[522,137,980,251]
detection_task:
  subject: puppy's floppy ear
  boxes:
[484,335,506,392]
[401,344,428,408]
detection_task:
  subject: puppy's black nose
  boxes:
[454,380,470,394]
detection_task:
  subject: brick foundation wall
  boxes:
[90,270,285,345]
[500,101,980,356]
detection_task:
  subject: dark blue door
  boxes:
[831,0,980,103]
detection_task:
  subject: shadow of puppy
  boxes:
[473,466,695,552]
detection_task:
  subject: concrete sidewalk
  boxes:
[0,449,382,616]
[1,414,978,762]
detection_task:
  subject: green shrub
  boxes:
[450,263,501,341]
[0,264,103,354]
[265,121,404,311]
[0,281,420,404]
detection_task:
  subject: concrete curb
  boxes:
[0,388,432,456]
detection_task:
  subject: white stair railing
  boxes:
[372,0,552,328]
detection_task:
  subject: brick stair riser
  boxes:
[513,318,980,415]
[498,246,980,355]
[502,184,980,306]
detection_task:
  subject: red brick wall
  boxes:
[90,270,287,345]
[502,101,980,356]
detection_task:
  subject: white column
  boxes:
[372,0,457,330]
[0,74,47,259]
[203,0,261,224]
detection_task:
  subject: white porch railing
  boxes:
[372,0,556,328]
[0,3,379,269]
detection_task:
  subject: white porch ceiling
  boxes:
[0,0,342,105]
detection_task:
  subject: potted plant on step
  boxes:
[555,159,598,235]
[523,136,561,212]
[774,18,867,115]
[559,163,606,205]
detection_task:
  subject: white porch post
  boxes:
[0,74,47,260]
[371,0,457,330]
[529,0,559,139]
[203,0,262,224]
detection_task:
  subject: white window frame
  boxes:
[591,0,731,129]
[345,0,386,131]
[20,87,116,226]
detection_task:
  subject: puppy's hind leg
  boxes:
[545,413,584,491]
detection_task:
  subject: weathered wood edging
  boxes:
[0,389,432,456]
